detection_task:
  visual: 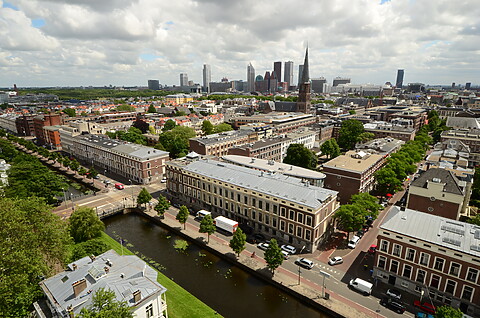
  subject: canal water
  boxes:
[104,213,331,318]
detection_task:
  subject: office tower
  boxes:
[466,82,472,90]
[284,61,293,89]
[180,73,188,86]
[311,77,327,93]
[297,47,311,113]
[333,77,351,87]
[452,82,456,88]
[264,71,271,92]
[247,63,255,92]
[298,64,304,87]
[274,61,282,85]
[147,80,160,90]
[395,69,404,88]
[202,64,211,93]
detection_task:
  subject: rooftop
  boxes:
[322,150,384,173]
[410,168,463,195]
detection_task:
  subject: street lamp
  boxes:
[70,193,75,211]
[319,270,331,299]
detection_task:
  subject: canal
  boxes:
[104,213,331,318]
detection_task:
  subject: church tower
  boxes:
[297,46,311,113]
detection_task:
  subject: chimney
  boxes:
[133,290,141,303]
[72,279,87,297]
[72,264,78,271]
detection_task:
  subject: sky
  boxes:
[0,0,479,88]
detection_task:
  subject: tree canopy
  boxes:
[264,239,284,276]
[434,306,463,318]
[283,144,317,170]
[162,119,177,132]
[229,228,246,257]
[199,214,216,243]
[69,207,105,243]
[337,119,365,150]
[214,123,233,133]
[63,107,76,117]
[320,138,341,159]
[116,104,135,112]
[333,204,366,238]
[202,120,214,135]
[137,188,152,208]
[78,288,133,318]
[157,126,196,158]
[176,205,189,229]
[155,195,171,217]
[147,104,157,113]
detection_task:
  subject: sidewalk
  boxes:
[145,208,386,318]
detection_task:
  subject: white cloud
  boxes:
[0,0,479,87]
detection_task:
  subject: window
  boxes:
[445,279,456,295]
[461,286,474,302]
[390,260,399,274]
[380,240,389,252]
[297,213,304,224]
[266,202,270,211]
[306,215,312,226]
[265,215,270,225]
[406,248,416,261]
[416,270,426,284]
[272,218,277,228]
[434,258,445,271]
[252,210,256,220]
[393,244,401,257]
[467,268,478,283]
[280,207,286,217]
[273,205,278,214]
[419,253,430,266]
[403,265,412,279]
[244,196,248,204]
[430,274,440,289]
[289,210,295,220]
[259,200,263,209]
[288,224,294,234]
[252,198,256,206]
[146,304,154,318]
[280,220,285,231]
[305,230,311,240]
[258,213,263,223]
[378,256,386,269]
[449,262,461,277]
[296,226,303,237]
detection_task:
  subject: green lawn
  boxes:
[99,232,222,318]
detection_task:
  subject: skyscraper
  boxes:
[273,61,282,86]
[147,80,160,90]
[297,47,311,113]
[180,73,188,86]
[247,63,255,92]
[284,61,294,89]
[298,64,304,88]
[466,82,472,90]
[396,69,404,88]
[203,64,211,93]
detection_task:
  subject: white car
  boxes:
[281,251,290,259]
[257,242,270,251]
[386,288,402,300]
[347,235,361,249]
[328,256,343,266]
[295,258,314,269]
[281,244,297,254]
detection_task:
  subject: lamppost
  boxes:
[319,270,331,299]
[297,265,302,285]
[70,193,75,211]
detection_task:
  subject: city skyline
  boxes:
[1,0,479,87]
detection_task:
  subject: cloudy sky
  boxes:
[1,0,479,88]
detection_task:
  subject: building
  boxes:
[37,250,168,318]
[15,114,35,136]
[164,94,193,105]
[98,112,137,124]
[297,47,311,113]
[284,61,294,89]
[363,122,416,142]
[298,64,304,88]
[203,64,211,93]
[189,129,256,157]
[355,137,405,156]
[0,113,19,134]
[332,77,351,87]
[209,81,233,93]
[441,129,480,166]
[148,80,160,90]
[274,61,282,85]
[69,134,169,184]
[374,207,480,317]
[406,168,468,220]
[231,112,316,134]
[311,78,327,93]
[396,69,404,88]
[166,157,339,252]
[247,63,255,92]
[33,113,63,146]
[180,73,188,87]
[322,150,386,204]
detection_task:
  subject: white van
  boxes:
[196,210,211,220]
[348,235,360,249]
[349,278,373,295]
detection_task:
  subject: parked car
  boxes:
[356,229,365,237]
[328,256,343,266]
[414,301,436,314]
[348,278,373,296]
[114,183,124,190]
[368,244,377,254]
[386,288,402,300]
[415,313,434,318]
[380,297,406,314]
[281,251,289,260]
[281,244,297,255]
[295,258,314,269]
[257,242,270,251]
[347,235,361,249]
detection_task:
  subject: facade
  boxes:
[37,250,168,318]
[203,64,211,93]
[98,112,137,123]
[274,61,282,85]
[284,61,294,89]
[15,114,35,136]
[209,81,233,93]
[332,77,351,87]
[230,112,316,133]
[247,63,255,92]
[148,80,160,90]
[189,129,256,157]
[311,78,327,93]
[406,168,467,220]
[396,69,404,88]
[441,129,480,166]
[69,134,169,184]
[164,94,193,105]
[323,150,386,204]
[0,113,19,134]
[363,122,416,142]
[374,207,480,317]
[33,113,63,146]
[166,158,339,252]
[180,73,188,87]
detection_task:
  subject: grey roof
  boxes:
[446,116,480,129]
[410,168,463,195]
[40,250,166,317]
[190,129,252,146]
[381,206,480,257]
[183,159,337,209]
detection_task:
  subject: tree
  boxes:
[155,195,171,217]
[132,119,150,134]
[176,205,189,229]
[283,143,317,170]
[63,107,76,117]
[78,288,133,318]
[87,167,98,178]
[199,214,216,243]
[375,167,403,195]
[202,120,214,135]
[162,119,177,132]
[434,306,463,318]
[350,193,381,219]
[337,119,365,150]
[214,123,233,133]
[229,228,246,257]
[69,207,105,243]
[357,132,375,143]
[137,188,152,209]
[116,104,135,112]
[264,239,284,276]
[158,126,196,158]
[68,238,109,263]
[333,204,366,240]
[468,214,480,226]
[320,139,341,159]
[121,127,147,145]
[0,197,71,317]
[348,109,356,115]
[147,104,157,113]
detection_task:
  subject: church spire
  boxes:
[301,45,309,84]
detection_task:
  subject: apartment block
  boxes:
[189,129,257,157]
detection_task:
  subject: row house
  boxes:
[97,112,137,123]
[15,114,35,136]
[441,129,480,166]
[0,114,19,134]
[189,129,256,157]
[230,112,315,133]
[374,207,480,317]
[69,134,169,184]
[165,157,339,252]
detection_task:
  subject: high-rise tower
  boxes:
[396,69,404,88]
[284,61,293,89]
[247,63,255,92]
[203,64,211,93]
[274,61,282,86]
[297,47,311,113]
[180,73,188,86]
[298,64,304,87]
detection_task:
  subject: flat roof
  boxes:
[323,151,384,173]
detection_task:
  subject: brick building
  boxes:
[189,129,256,157]
[33,113,63,146]
[441,129,480,166]
[15,114,35,136]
